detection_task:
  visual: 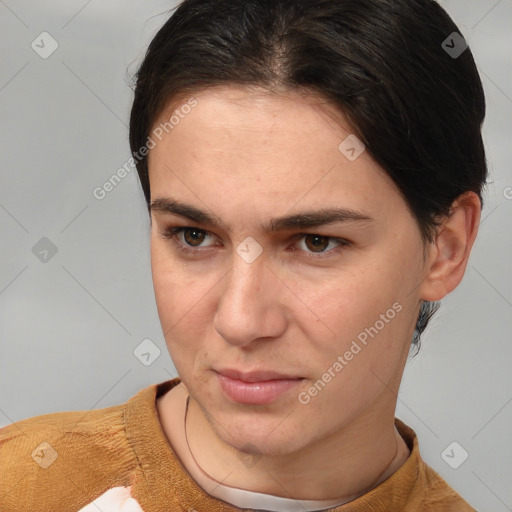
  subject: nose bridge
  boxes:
[223,253,268,308]
[225,232,269,293]
[213,250,286,346]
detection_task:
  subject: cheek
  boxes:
[289,262,400,346]
[150,241,218,371]
[150,240,205,322]
[290,248,418,386]
[151,243,177,324]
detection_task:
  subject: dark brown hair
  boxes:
[129,0,487,348]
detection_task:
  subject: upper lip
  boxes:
[215,368,303,382]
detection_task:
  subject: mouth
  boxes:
[213,368,305,405]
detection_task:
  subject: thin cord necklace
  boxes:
[183,394,403,506]
[183,394,228,485]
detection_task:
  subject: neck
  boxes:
[184,390,410,501]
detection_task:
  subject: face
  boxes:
[148,86,427,456]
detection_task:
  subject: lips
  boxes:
[214,367,303,382]
[214,368,304,405]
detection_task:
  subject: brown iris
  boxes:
[304,234,330,253]
[183,229,207,247]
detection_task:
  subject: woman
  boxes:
[0,0,486,510]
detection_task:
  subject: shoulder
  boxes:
[0,403,138,511]
[393,419,476,511]
[414,463,477,511]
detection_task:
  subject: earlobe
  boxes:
[419,192,481,302]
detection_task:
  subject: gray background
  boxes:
[0,1,510,510]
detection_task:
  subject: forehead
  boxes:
[152,85,354,156]
[147,86,403,224]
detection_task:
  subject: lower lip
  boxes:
[216,373,304,405]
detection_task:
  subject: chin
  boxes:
[206,406,312,457]
[224,429,306,457]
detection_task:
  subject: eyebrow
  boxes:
[149,197,374,232]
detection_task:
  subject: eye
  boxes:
[160,227,217,250]
[296,234,348,255]
[159,227,351,258]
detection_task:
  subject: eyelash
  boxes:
[159,227,351,259]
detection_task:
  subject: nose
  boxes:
[213,255,287,347]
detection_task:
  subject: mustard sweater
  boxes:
[0,378,476,511]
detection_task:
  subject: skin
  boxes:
[149,85,481,501]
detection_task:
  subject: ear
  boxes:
[419,191,481,302]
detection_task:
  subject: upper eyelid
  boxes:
[166,226,350,250]
[168,226,343,240]
[166,225,347,238]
